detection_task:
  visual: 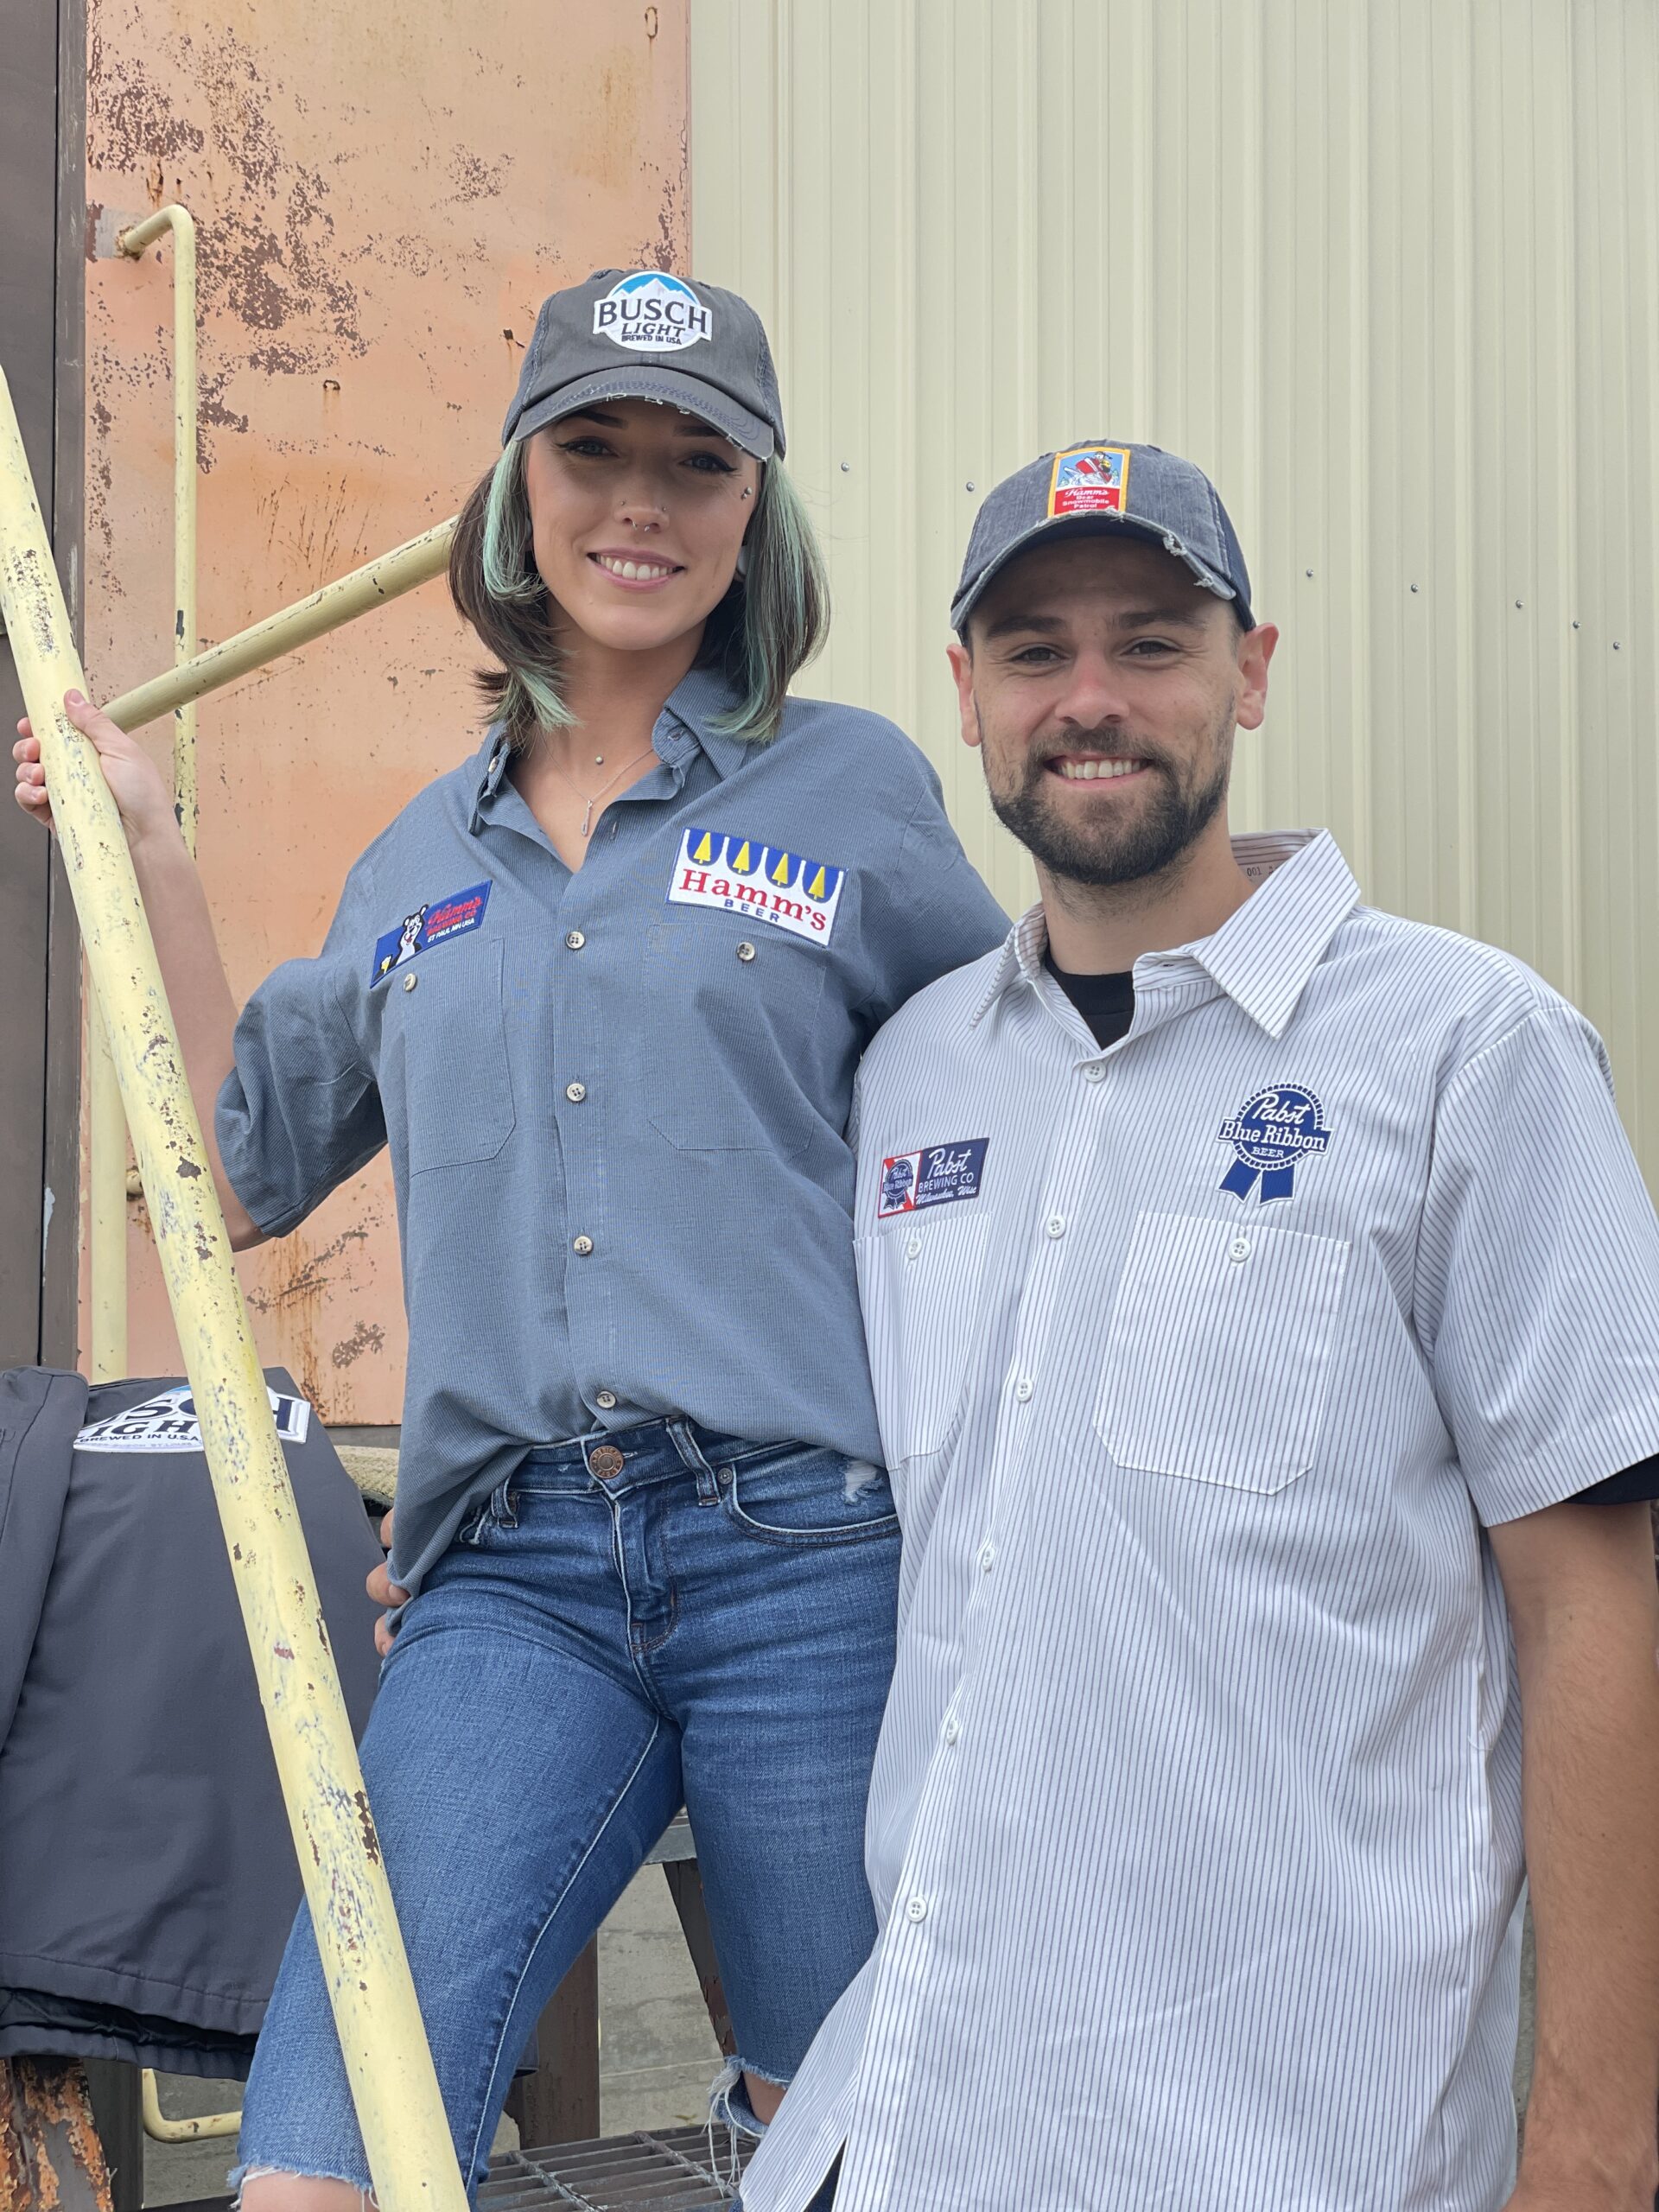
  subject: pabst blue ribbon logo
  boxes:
[593,272,712,352]
[1217,1085,1331,1204]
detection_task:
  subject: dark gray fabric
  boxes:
[0,1368,382,2073]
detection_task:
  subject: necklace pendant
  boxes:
[580,802,594,837]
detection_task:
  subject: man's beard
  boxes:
[984,715,1232,889]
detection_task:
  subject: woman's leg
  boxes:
[659,1437,901,2133]
[237,1492,683,2207]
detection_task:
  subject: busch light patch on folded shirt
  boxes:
[878,1139,990,1217]
[372,881,492,983]
[76,1383,312,1454]
[667,828,845,946]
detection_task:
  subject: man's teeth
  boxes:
[1054,759,1141,780]
[596,555,674,580]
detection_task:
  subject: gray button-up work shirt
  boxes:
[217,667,1007,1593]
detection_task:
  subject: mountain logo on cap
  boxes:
[593,271,712,353]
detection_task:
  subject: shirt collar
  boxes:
[969,830,1359,1039]
[467,665,750,833]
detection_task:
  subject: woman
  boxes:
[15,268,1007,2207]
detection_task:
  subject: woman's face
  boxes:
[522,398,760,655]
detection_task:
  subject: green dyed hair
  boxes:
[448,436,830,746]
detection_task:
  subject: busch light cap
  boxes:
[502,270,785,461]
[951,441,1254,634]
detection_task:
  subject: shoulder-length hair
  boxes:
[448,435,830,747]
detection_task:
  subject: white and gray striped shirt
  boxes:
[741,829,1659,2212]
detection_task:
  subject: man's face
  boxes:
[949,536,1276,889]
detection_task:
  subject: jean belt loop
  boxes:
[491,1473,518,1529]
[669,1418,721,1507]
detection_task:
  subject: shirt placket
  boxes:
[840,1005,1103,2209]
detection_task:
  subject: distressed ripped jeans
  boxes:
[233,1421,899,2201]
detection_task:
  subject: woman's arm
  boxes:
[15,690,264,1249]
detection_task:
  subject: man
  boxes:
[739,443,1659,2211]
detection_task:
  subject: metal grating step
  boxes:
[478,2126,753,2211]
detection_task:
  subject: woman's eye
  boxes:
[684,451,738,475]
[556,437,613,459]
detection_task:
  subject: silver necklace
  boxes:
[542,742,658,837]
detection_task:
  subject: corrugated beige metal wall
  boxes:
[690,0,1659,1180]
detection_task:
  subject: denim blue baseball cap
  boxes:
[951,440,1254,634]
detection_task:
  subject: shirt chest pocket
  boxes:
[1097,1210,1350,1494]
[855,1212,991,1464]
[383,936,516,1174]
[643,921,829,1156]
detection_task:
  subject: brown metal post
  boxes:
[0,2059,113,2212]
[662,1861,737,2058]
[503,1941,601,2148]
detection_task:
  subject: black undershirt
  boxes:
[1041,952,1659,1509]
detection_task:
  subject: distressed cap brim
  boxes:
[951,510,1249,634]
[506,366,777,461]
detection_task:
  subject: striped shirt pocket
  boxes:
[1097,1210,1350,1493]
[855,1212,992,1464]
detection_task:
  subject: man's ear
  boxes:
[1235,623,1279,733]
[946,639,981,750]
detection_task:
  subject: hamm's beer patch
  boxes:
[879,1139,990,1217]
[77,1384,311,1455]
[1048,444,1130,518]
[372,881,492,983]
[667,827,845,947]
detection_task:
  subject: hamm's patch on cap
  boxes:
[667,827,845,946]
[1048,444,1131,517]
[593,271,713,352]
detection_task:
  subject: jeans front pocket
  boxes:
[855,1211,991,1465]
[1096,1210,1350,1494]
[718,1441,899,1548]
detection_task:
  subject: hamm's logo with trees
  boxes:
[593,271,713,351]
[667,827,846,945]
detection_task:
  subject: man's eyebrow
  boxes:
[1114,604,1209,630]
[980,610,1069,641]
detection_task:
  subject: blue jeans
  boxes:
[234,1421,899,2199]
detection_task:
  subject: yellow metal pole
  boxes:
[104,518,456,735]
[116,207,198,847]
[86,1007,127,1382]
[0,370,466,2212]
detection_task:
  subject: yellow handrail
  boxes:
[140,2070,240,2145]
[105,518,456,735]
[0,365,467,2212]
[117,207,198,845]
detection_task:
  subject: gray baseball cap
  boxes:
[502,270,785,461]
[951,440,1254,633]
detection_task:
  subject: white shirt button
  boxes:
[572,1236,594,1257]
[905,1234,923,1261]
[565,1082,588,1103]
[1229,1236,1251,1262]
[942,1716,961,1745]
[978,1543,995,1573]
[401,970,418,993]
[594,1389,618,1410]
[565,930,586,950]
[1014,1376,1033,1403]
[736,941,757,962]
[1045,1214,1066,1238]
[1082,1063,1105,1083]
[906,1895,929,1923]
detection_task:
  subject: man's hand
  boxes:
[365,1509,408,1657]
[1491,1497,1659,2212]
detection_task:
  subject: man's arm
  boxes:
[1489,1498,1659,2211]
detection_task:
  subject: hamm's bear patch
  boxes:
[372,882,492,982]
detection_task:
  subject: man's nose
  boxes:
[1052,652,1130,732]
